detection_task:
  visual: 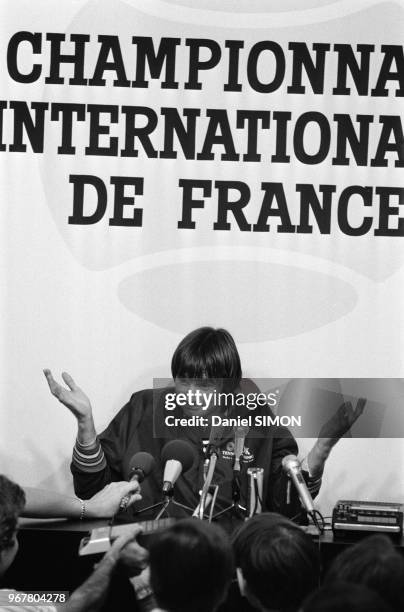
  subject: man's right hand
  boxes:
[43,369,92,422]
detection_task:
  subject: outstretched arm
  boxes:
[22,481,141,519]
[43,369,96,445]
[307,397,367,478]
[44,369,120,498]
[58,525,148,612]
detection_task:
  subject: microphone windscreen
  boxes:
[281,454,300,472]
[161,440,196,472]
[129,452,156,476]
[209,423,226,446]
[233,425,250,438]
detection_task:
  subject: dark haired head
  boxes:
[171,327,242,391]
[0,475,25,554]
[325,534,404,612]
[301,583,393,612]
[232,513,319,612]
[149,518,234,612]
[0,475,25,576]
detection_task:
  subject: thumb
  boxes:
[110,525,143,553]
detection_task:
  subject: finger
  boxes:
[120,480,141,496]
[337,402,351,418]
[355,397,367,414]
[43,369,62,398]
[352,398,366,420]
[126,493,142,507]
[111,525,143,552]
[61,372,78,391]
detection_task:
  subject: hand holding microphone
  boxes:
[119,452,156,511]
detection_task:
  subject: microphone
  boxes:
[161,440,196,497]
[206,421,226,457]
[119,451,156,511]
[282,455,315,514]
[194,423,224,520]
[233,425,249,471]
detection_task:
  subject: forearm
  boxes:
[77,415,97,445]
[22,487,84,518]
[59,555,117,612]
[306,438,335,479]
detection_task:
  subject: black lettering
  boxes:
[178,179,212,229]
[9,101,48,152]
[185,39,221,90]
[287,42,330,94]
[85,104,118,156]
[69,174,107,224]
[7,31,42,83]
[371,45,404,96]
[213,181,251,230]
[375,187,404,236]
[247,41,285,93]
[294,112,331,165]
[236,110,270,162]
[253,183,295,232]
[332,114,373,166]
[45,33,89,85]
[198,110,239,161]
[88,35,130,87]
[120,106,158,158]
[337,185,373,236]
[160,108,200,159]
[132,37,180,88]
[333,44,374,95]
[109,176,144,226]
[50,103,86,154]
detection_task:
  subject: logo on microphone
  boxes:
[223,441,254,463]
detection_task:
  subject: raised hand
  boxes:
[307,397,367,478]
[43,369,92,422]
[318,397,367,441]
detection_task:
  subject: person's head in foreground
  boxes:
[148,518,234,612]
[300,583,393,612]
[232,512,320,612]
[0,475,25,579]
[324,533,404,612]
[172,327,242,415]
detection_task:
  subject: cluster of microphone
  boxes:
[119,439,196,511]
[119,426,316,521]
[80,428,321,557]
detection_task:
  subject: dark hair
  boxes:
[325,534,404,612]
[149,518,234,612]
[301,583,393,612]
[0,475,25,553]
[171,327,242,390]
[232,512,319,612]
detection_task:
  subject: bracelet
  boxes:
[77,498,86,520]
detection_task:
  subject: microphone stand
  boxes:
[132,488,195,519]
[211,464,246,520]
[193,447,221,521]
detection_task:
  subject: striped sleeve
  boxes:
[72,437,107,473]
[306,474,322,498]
